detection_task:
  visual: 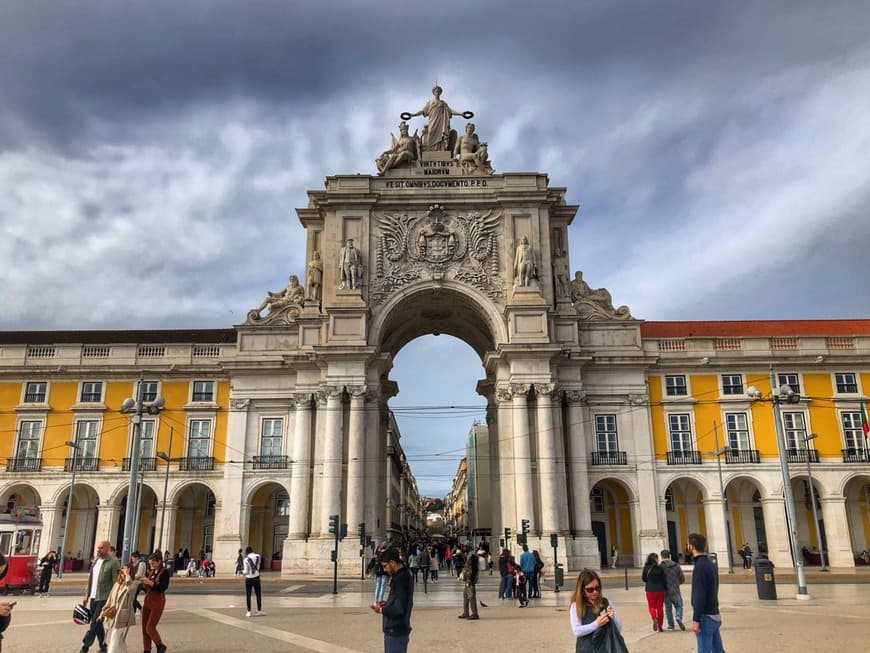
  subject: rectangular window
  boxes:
[260,418,284,457]
[782,412,808,450]
[594,415,618,453]
[725,412,751,450]
[275,495,290,517]
[192,381,215,402]
[74,420,100,459]
[842,412,866,450]
[80,381,103,403]
[24,382,47,403]
[668,414,693,451]
[665,375,688,396]
[139,381,159,403]
[188,419,212,458]
[590,488,605,514]
[721,374,744,396]
[15,421,42,459]
[777,373,801,395]
[835,373,858,394]
[138,420,155,458]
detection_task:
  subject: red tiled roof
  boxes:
[640,320,870,338]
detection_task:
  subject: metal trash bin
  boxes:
[554,563,564,588]
[754,559,777,600]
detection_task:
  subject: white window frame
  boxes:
[259,417,284,457]
[79,381,104,403]
[73,419,101,460]
[22,381,48,404]
[841,411,866,451]
[721,374,744,396]
[590,488,605,514]
[781,411,809,450]
[14,420,43,460]
[834,373,859,394]
[594,414,618,453]
[724,412,751,450]
[777,373,801,395]
[664,375,688,397]
[187,418,213,458]
[667,413,694,452]
[129,419,157,458]
[191,380,216,403]
[136,380,161,403]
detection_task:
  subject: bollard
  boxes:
[624,567,629,591]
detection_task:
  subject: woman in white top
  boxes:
[569,569,623,653]
[429,548,439,582]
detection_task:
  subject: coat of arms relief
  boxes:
[372,204,504,304]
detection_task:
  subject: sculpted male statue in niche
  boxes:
[570,270,633,319]
[307,251,323,301]
[552,248,571,300]
[376,121,421,175]
[339,238,363,290]
[254,274,305,317]
[453,122,493,175]
[514,236,538,287]
[402,85,473,152]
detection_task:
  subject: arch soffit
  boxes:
[167,479,218,505]
[769,473,832,500]
[245,479,290,505]
[721,473,768,501]
[368,280,507,358]
[0,482,42,506]
[107,481,162,507]
[837,472,870,499]
[662,473,711,503]
[590,476,638,503]
[49,482,100,506]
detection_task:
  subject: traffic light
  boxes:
[359,522,366,545]
[340,523,348,539]
[550,533,558,548]
[521,519,530,535]
[330,550,337,562]
[328,514,339,535]
[504,527,511,542]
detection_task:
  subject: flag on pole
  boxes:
[861,401,870,435]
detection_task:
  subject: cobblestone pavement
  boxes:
[4,571,868,652]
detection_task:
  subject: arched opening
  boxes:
[723,476,766,567]
[844,475,870,565]
[57,483,99,570]
[0,484,41,511]
[172,482,216,562]
[114,484,159,555]
[246,482,289,570]
[590,479,635,567]
[664,478,707,564]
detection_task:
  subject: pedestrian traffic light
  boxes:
[359,522,366,545]
[504,527,511,542]
[330,550,337,562]
[328,514,339,535]
[550,533,558,548]
[521,519,530,535]
[340,523,348,539]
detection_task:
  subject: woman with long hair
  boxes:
[99,562,140,653]
[140,551,170,653]
[569,569,623,651]
[642,551,667,632]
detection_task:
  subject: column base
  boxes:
[281,537,367,575]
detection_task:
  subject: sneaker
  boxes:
[457,614,467,619]
[467,616,479,620]
[652,620,658,632]
[677,619,686,631]
[256,611,265,616]
[99,645,108,653]
[155,645,167,653]
[667,625,675,630]
[245,611,252,617]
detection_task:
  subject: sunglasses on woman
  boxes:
[584,585,601,593]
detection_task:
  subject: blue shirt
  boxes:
[519,550,536,573]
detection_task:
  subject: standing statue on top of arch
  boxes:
[402,85,473,153]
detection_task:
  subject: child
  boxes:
[514,565,529,607]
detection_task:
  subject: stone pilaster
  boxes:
[289,393,313,538]
[535,383,559,534]
[820,496,854,567]
[364,388,382,539]
[319,385,344,537]
[214,397,251,572]
[346,386,367,535]
[760,496,792,568]
[511,383,534,529]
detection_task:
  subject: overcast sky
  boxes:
[2,1,869,497]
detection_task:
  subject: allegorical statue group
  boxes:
[376,86,493,175]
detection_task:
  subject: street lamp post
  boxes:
[707,421,734,574]
[119,376,164,563]
[747,365,809,598]
[155,428,175,554]
[57,439,79,580]
[804,433,828,571]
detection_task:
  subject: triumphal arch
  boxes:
[227,87,655,573]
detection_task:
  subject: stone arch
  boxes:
[109,480,161,554]
[55,482,100,563]
[0,482,41,509]
[167,478,218,506]
[170,481,216,557]
[723,474,769,561]
[590,477,637,567]
[245,481,290,566]
[842,474,870,559]
[369,280,506,358]
[663,475,709,562]
[107,480,162,507]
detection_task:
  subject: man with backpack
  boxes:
[242,546,264,617]
[660,549,686,630]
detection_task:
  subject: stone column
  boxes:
[565,391,592,533]
[95,504,120,547]
[703,494,731,569]
[289,393,313,538]
[496,386,516,536]
[40,504,64,553]
[820,496,854,568]
[364,389,382,539]
[511,384,535,529]
[346,386,367,536]
[214,397,250,573]
[535,383,559,534]
[319,385,344,536]
[161,505,178,553]
[760,495,791,568]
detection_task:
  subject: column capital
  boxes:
[316,385,343,403]
[347,385,368,398]
[564,389,584,404]
[534,383,558,399]
[230,398,251,410]
[292,391,313,406]
[510,383,532,398]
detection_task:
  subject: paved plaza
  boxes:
[4,569,869,652]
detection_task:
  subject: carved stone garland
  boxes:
[371,204,505,304]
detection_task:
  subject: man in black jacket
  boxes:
[0,554,12,652]
[371,547,413,653]
[688,533,725,653]
[458,545,480,620]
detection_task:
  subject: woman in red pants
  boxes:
[140,551,170,653]
[642,552,667,632]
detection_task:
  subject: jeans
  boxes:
[375,575,389,603]
[245,576,262,611]
[695,615,725,653]
[665,593,683,627]
[81,599,106,651]
[384,634,409,653]
[498,573,513,599]
[462,583,478,618]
